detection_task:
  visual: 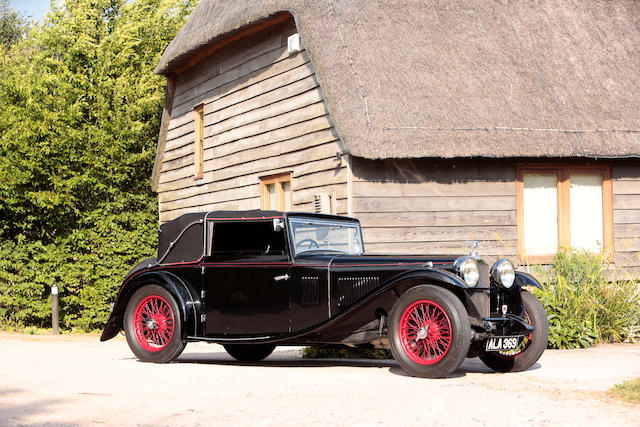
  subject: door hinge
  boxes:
[201,266,205,275]
[200,314,207,323]
[201,290,206,299]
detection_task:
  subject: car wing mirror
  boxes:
[273,218,284,232]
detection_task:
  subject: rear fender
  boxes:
[100,271,200,342]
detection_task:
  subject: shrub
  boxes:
[533,250,640,349]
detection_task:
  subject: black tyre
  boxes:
[124,284,186,363]
[224,344,276,362]
[479,290,549,373]
[389,285,471,378]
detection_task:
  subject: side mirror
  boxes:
[273,218,284,232]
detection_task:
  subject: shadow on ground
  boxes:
[0,388,74,427]
[171,351,541,378]
[175,351,397,369]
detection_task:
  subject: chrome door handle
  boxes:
[274,274,290,282]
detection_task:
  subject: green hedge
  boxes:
[0,0,197,332]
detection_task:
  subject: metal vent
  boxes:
[313,193,331,214]
[301,276,320,306]
[337,276,380,309]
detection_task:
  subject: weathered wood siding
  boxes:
[156,18,347,222]
[351,158,517,259]
[612,165,640,277]
[352,159,640,275]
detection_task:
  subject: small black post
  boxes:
[51,282,59,335]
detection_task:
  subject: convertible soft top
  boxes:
[157,210,284,263]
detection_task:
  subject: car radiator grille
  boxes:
[337,276,380,309]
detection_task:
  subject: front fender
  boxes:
[383,267,469,292]
[514,271,543,290]
[100,270,201,342]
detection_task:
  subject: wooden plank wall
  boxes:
[352,158,640,277]
[351,158,518,260]
[612,166,640,277]
[156,18,347,222]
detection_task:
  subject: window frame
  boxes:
[516,165,613,263]
[260,172,292,211]
[193,103,204,179]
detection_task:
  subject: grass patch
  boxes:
[302,345,391,359]
[608,378,640,403]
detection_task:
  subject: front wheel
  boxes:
[124,284,186,363]
[479,290,549,372]
[224,344,276,362]
[390,285,471,378]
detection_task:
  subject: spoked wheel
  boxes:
[479,290,549,372]
[399,300,452,365]
[390,285,470,378]
[224,344,276,362]
[124,285,186,363]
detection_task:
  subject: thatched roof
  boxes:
[156,0,640,159]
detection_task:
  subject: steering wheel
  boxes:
[296,238,320,250]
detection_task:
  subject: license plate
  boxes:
[485,336,523,352]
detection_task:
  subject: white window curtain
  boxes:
[523,174,559,256]
[570,174,604,253]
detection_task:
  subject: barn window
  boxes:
[260,173,292,211]
[194,104,204,179]
[516,166,613,262]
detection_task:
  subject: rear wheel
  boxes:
[124,285,186,363]
[224,344,276,362]
[390,285,471,378]
[479,290,549,372]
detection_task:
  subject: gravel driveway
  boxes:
[0,333,638,426]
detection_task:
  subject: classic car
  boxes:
[101,210,549,378]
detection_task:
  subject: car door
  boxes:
[203,220,291,336]
[289,256,331,332]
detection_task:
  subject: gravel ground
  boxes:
[0,332,639,426]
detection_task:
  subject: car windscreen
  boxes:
[288,218,363,256]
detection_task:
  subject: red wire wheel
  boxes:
[133,295,175,352]
[399,299,452,365]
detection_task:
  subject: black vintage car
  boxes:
[101,210,549,378]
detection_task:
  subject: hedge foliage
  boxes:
[0,0,197,331]
[533,250,640,349]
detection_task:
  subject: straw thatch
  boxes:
[156,0,640,159]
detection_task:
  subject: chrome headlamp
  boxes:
[453,256,479,287]
[491,258,516,288]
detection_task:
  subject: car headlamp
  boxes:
[491,258,516,288]
[454,256,479,287]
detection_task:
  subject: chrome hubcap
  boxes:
[411,326,430,348]
[416,326,429,340]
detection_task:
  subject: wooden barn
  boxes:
[151,0,640,273]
